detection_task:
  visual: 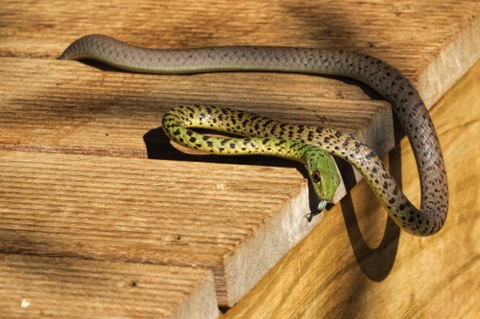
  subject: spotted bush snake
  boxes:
[59,34,448,236]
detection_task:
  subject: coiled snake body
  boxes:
[59,34,448,236]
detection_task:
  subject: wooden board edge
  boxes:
[420,14,480,107]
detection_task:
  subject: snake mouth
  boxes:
[317,200,328,211]
[305,200,329,222]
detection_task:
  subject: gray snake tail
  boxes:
[59,34,448,236]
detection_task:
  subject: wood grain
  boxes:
[0,149,326,306]
[1,1,478,106]
[0,0,478,315]
[0,253,218,319]
[0,58,393,160]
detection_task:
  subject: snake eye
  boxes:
[312,171,321,183]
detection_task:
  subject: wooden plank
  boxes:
[0,1,478,107]
[0,253,218,319]
[221,59,480,318]
[0,150,321,306]
[0,57,393,161]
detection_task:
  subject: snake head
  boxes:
[305,147,340,208]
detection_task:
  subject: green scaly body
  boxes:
[162,105,340,209]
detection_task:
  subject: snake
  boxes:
[161,104,341,212]
[59,34,448,236]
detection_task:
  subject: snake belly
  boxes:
[59,34,448,236]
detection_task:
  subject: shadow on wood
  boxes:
[340,145,402,282]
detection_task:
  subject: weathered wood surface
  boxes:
[0,0,479,316]
[222,58,480,319]
[0,253,218,319]
[0,149,319,308]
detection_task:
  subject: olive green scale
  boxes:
[162,104,341,210]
